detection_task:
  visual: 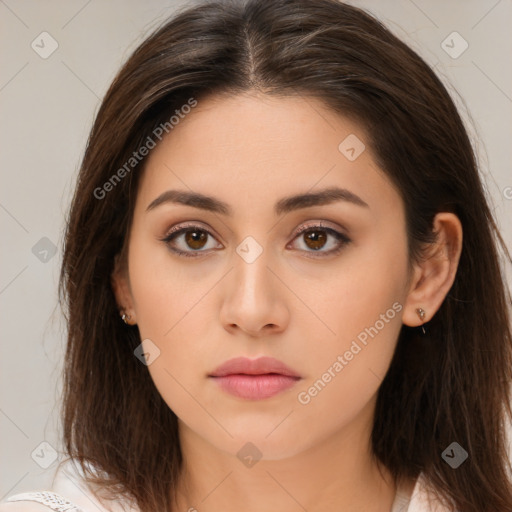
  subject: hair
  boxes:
[57,0,512,510]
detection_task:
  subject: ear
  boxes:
[402,212,463,327]
[111,252,137,325]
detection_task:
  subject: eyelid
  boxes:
[164,221,217,239]
[290,220,348,238]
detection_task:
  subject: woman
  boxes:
[2,0,511,510]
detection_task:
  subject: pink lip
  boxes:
[208,356,302,400]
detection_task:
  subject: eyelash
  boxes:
[159,222,352,259]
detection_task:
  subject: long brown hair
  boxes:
[58,0,512,510]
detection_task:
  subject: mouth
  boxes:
[208,356,302,400]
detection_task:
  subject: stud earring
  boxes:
[416,308,426,334]
[120,310,135,326]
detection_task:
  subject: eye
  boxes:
[287,222,351,258]
[160,223,222,258]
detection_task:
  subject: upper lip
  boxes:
[209,356,301,378]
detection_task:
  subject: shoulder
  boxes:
[0,458,137,512]
[406,473,455,512]
[0,488,84,511]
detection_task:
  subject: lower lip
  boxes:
[210,374,300,400]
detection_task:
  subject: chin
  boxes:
[213,428,314,462]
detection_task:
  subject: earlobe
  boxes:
[402,212,463,328]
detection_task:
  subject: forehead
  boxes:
[135,92,402,219]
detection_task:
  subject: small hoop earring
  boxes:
[416,308,426,334]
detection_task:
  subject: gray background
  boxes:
[1,0,511,498]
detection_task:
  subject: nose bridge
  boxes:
[220,233,288,335]
[232,234,274,304]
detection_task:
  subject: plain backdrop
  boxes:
[1,0,511,498]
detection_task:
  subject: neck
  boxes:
[173,398,399,512]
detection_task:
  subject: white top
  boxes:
[0,458,452,511]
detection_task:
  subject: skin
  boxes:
[112,91,463,512]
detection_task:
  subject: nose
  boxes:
[219,246,290,338]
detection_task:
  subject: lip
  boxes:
[208,356,302,400]
[209,356,301,378]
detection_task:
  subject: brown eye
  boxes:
[303,229,328,250]
[289,225,351,257]
[161,225,222,258]
[183,229,208,250]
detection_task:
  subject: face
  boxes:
[113,92,413,460]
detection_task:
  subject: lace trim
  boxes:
[6,491,82,511]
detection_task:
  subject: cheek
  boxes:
[127,231,205,338]
[294,230,408,409]
[126,238,218,416]
[292,294,403,444]
[311,227,408,342]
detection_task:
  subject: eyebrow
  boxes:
[145,186,369,216]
